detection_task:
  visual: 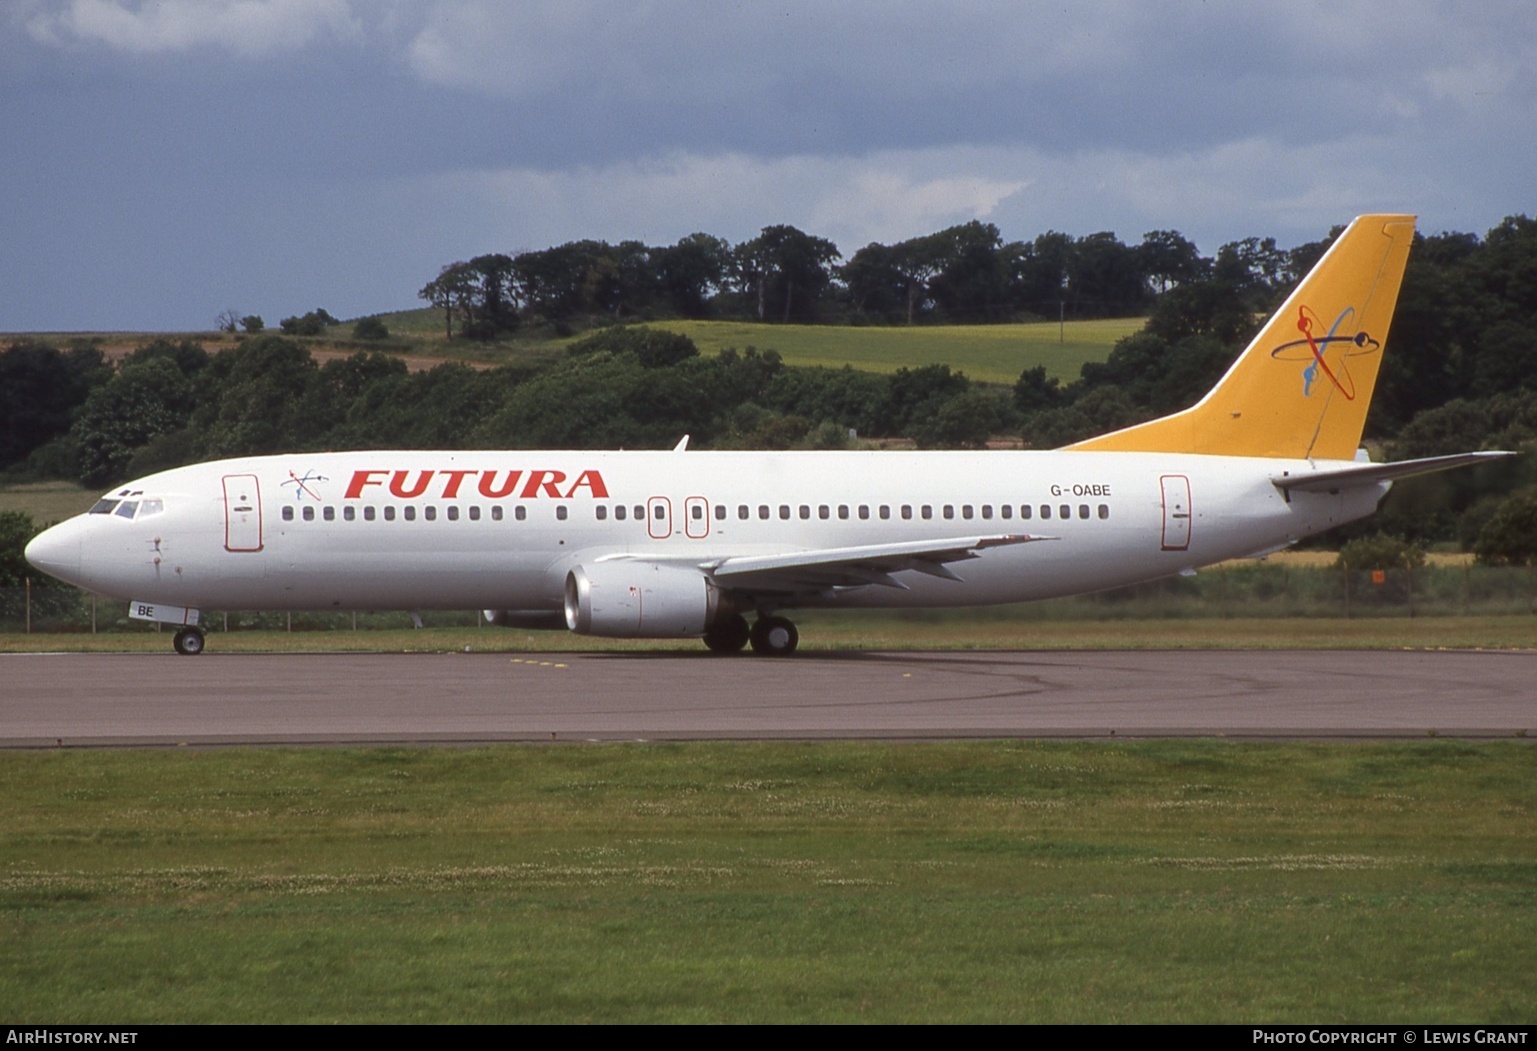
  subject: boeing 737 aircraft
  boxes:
[25,214,1509,656]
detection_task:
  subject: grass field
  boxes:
[637,317,1138,384]
[4,615,1535,654]
[1,741,1531,1023]
[357,312,1141,384]
[0,480,96,525]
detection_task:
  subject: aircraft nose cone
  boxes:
[24,520,83,584]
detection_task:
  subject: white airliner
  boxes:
[25,214,1508,656]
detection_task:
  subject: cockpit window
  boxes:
[138,499,164,518]
[114,501,139,519]
[89,499,120,515]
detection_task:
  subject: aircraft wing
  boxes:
[700,534,1053,592]
[1271,451,1515,494]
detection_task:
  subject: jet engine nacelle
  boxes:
[564,562,724,638]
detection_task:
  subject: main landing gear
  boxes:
[701,613,799,656]
[173,626,206,656]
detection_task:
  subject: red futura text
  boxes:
[343,469,610,501]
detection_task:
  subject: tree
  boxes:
[240,315,264,333]
[0,342,108,473]
[655,233,729,317]
[352,316,390,341]
[1475,489,1537,566]
[924,222,1006,322]
[279,309,338,336]
[1137,230,1208,294]
[70,358,196,487]
[735,225,841,323]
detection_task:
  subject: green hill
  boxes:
[639,319,1141,384]
[361,310,1143,385]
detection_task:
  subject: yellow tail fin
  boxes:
[1067,213,1416,460]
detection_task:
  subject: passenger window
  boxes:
[880,505,890,520]
[1059,504,1070,520]
[384,506,396,521]
[859,505,870,520]
[447,506,459,522]
[556,506,568,521]
[1000,505,1011,520]
[654,505,665,520]
[901,505,912,520]
[921,505,933,520]
[302,506,315,522]
[282,506,294,521]
[323,506,335,521]
[426,506,437,522]
[596,506,608,520]
[469,506,481,521]
[715,505,726,520]
[403,506,416,522]
[615,505,627,520]
[1039,505,1050,520]
[738,505,749,520]
[691,505,703,520]
[516,506,527,521]
[1020,505,1031,520]
[1079,504,1089,519]
[1098,504,1110,520]
[759,505,770,520]
[943,505,954,519]
[962,505,974,519]
[364,506,376,521]
[343,506,355,522]
[838,505,849,520]
[818,505,829,520]
[491,506,503,522]
[779,505,790,520]
[799,505,810,520]
[980,505,991,519]
[634,505,644,520]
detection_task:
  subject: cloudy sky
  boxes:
[3,0,1532,331]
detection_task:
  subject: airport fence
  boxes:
[4,562,1537,634]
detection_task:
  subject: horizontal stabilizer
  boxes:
[704,534,1052,592]
[1272,451,1516,494]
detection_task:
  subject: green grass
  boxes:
[0,480,96,525]
[644,318,1140,384]
[1,741,1532,1022]
[5,615,1536,654]
[324,312,1142,384]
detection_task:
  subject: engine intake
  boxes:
[564,562,726,638]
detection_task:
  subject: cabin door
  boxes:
[222,474,264,552]
[1160,474,1191,551]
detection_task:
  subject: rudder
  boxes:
[1067,214,1416,460]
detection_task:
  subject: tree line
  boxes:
[418,220,1251,337]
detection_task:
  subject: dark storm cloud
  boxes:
[2,0,1532,330]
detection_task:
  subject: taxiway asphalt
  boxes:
[1,649,1532,747]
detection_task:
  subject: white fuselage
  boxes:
[26,449,1384,618]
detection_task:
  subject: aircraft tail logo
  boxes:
[1067,213,1414,461]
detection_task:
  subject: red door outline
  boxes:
[1160,474,1191,551]
[222,473,263,552]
